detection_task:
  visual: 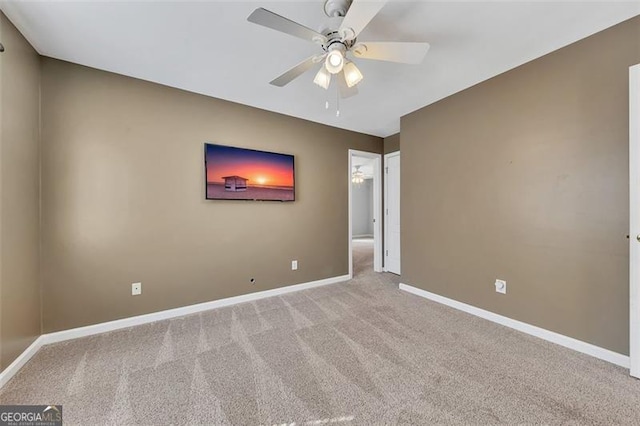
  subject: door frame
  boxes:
[630,63,640,378]
[348,149,383,277]
[384,151,400,274]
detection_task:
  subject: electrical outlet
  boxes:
[291,260,298,271]
[495,279,506,294]
[132,282,142,296]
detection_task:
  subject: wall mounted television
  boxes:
[204,143,295,201]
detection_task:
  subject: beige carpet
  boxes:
[2,239,640,424]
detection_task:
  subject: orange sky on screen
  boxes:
[208,161,293,187]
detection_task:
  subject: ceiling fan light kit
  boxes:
[247,0,429,104]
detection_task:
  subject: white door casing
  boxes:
[385,152,401,275]
[630,63,640,379]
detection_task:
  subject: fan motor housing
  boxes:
[320,29,355,52]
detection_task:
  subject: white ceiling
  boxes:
[1,1,638,137]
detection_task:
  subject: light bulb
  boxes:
[325,50,344,74]
[343,61,363,88]
[313,66,331,90]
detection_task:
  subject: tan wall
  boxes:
[401,16,640,355]
[0,13,41,370]
[40,58,382,332]
[383,133,400,154]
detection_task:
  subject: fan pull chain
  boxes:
[325,87,329,110]
[336,85,340,117]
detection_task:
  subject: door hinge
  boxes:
[386,250,389,256]
[385,167,389,173]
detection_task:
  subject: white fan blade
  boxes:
[338,70,358,99]
[339,0,387,40]
[248,8,327,44]
[353,42,430,64]
[270,56,319,87]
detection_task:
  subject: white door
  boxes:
[630,64,640,379]
[385,152,401,274]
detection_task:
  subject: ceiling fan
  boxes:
[247,0,430,98]
[352,165,365,183]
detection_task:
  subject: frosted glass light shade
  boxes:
[343,61,363,88]
[325,50,344,74]
[313,66,331,90]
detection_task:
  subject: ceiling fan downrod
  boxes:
[324,0,353,18]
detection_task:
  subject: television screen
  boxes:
[204,143,295,201]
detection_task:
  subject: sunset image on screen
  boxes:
[205,144,295,201]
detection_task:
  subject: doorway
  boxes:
[348,150,382,278]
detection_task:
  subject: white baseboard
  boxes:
[0,274,349,388]
[399,283,630,369]
[43,274,350,345]
[0,336,46,389]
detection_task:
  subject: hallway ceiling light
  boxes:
[352,165,365,184]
